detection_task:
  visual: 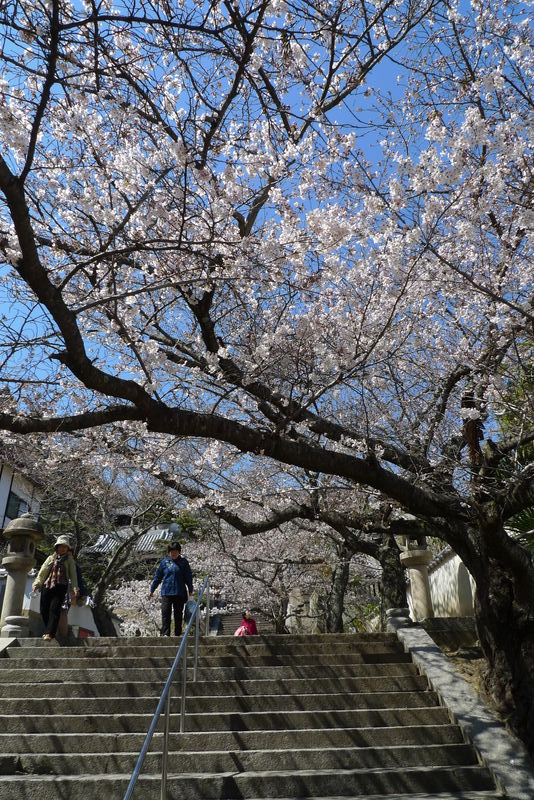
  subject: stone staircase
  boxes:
[0,632,503,799]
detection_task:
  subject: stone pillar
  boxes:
[1,513,44,637]
[286,588,309,633]
[400,547,434,621]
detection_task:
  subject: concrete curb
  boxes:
[0,638,17,656]
[397,625,534,799]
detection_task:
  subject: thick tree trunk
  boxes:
[377,533,407,629]
[473,548,534,755]
[326,545,351,633]
[274,597,289,634]
[92,602,120,637]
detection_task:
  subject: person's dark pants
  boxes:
[161,595,186,636]
[40,584,68,637]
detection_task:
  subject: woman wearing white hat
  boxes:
[32,535,79,641]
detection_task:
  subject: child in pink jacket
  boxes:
[234,610,259,636]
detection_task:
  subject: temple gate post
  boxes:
[399,534,434,621]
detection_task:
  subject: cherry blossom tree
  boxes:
[0,433,184,632]
[1,0,534,750]
[107,579,161,637]
[155,461,405,629]
[108,523,380,635]
[203,516,381,632]
[190,523,332,632]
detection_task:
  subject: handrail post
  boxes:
[180,634,187,733]
[205,576,210,636]
[194,604,200,682]
[161,690,171,800]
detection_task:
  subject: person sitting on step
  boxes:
[234,610,259,636]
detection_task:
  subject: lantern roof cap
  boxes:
[3,513,44,540]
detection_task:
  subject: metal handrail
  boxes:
[122,574,210,800]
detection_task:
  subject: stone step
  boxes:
[0,632,502,800]
[0,652,413,670]
[0,674,431,698]
[5,640,404,658]
[208,632,399,645]
[2,742,481,774]
[223,796,503,799]
[0,689,441,716]
[133,795,503,800]
[0,743,481,775]
[0,661,420,683]
[0,765,497,799]
[14,632,397,647]
[0,706,451,734]
[0,724,467,754]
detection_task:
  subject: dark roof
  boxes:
[87,526,177,554]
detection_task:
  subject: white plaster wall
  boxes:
[9,472,42,519]
[0,463,42,527]
[428,552,475,617]
[411,534,525,619]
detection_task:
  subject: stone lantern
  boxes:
[399,534,434,621]
[1,513,44,637]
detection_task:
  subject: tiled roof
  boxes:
[87,526,176,554]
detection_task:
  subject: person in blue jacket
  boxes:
[148,541,193,636]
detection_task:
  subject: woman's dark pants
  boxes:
[161,595,185,636]
[40,585,68,637]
